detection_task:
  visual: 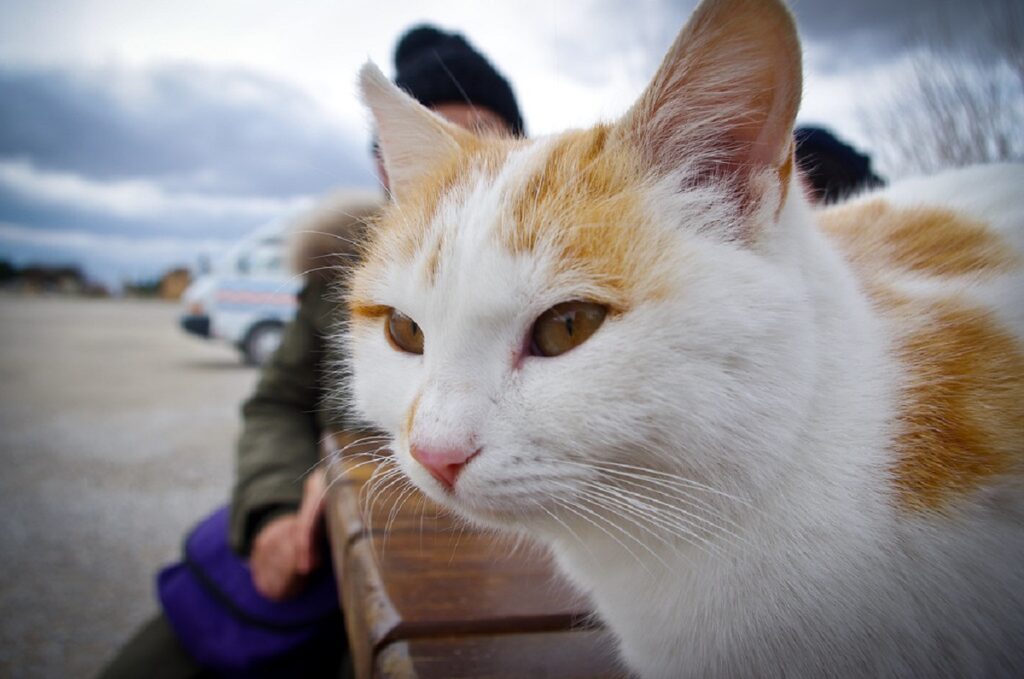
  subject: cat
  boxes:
[336,0,1024,676]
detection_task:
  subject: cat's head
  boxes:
[341,0,814,534]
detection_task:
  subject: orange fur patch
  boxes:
[403,392,421,442]
[891,299,1023,512]
[775,142,794,215]
[347,137,515,312]
[821,199,1023,511]
[502,126,675,309]
[423,226,446,285]
[349,304,390,320]
[820,199,1021,278]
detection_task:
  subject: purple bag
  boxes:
[157,506,341,675]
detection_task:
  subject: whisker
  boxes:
[379,481,417,556]
[298,434,391,480]
[589,477,749,548]
[565,458,752,506]
[550,493,663,575]
[384,484,420,539]
[554,458,752,536]
[581,482,730,562]
[363,466,404,510]
[536,502,592,562]
[360,464,404,528]
[577,484,707,563]
[448,522,468,565]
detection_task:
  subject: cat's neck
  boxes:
[722,188,899,530]
[751,189,900,524]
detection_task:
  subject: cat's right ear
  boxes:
[358,62,465,202]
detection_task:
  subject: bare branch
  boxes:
[861,0,1024,178]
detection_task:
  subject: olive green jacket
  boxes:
[227,280,339,554]
[227,193,381,555]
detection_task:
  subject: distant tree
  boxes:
[0,259,17,282]
[123,277,162,297]
[862,0,1024,178]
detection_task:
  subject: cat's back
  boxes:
[818,163,1023,514]
[819,164,1023,338]
[818,163,1023,287]
[810,165,1024,676]
[872,163,1024,249]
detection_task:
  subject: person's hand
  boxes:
[249,470,327,601]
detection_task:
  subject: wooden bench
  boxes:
[324,432,627,679]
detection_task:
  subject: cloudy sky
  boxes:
[0,0,1015,287]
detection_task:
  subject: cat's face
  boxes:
[344,0,808,533]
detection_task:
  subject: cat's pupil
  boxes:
[565,315,574,337]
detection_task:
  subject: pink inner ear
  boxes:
[738,88,798,171]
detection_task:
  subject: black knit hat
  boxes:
[393,25,525,137]
[794,126,884,203]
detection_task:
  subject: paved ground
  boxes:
[0,295,260,678]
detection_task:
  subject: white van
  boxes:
[179,190,380,365]
[180,219,301,365]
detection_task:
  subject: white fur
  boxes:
[340,146,1024,677]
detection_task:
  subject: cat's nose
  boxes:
[410,444,480,490]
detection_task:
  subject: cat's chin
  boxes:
[465,499,559,529]
[408,476,555,533]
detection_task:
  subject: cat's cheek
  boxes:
[348,325,421,436]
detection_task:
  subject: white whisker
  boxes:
[580,481,730,562]
[550,492,664,574]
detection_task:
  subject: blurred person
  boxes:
[97,25,524,679]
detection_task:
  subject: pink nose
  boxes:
[410,444,480,489]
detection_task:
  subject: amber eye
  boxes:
[530,301,608,357]
[386,309,424,354]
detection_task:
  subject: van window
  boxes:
[247,245,286,276]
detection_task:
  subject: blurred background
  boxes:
[0,0,1020,676]
[1,0,1021,291]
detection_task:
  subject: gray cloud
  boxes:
[0,63,376,196]
[795,0,1021,74]
[0,62,380,284]
[549,0,1020,85]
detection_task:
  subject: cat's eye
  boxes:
[386,309,424,354]
[530,301,608,357]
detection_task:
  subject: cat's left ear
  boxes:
[618,0,801,222]
[359,62,469,202]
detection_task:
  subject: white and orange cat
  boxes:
[337,0,1024,676]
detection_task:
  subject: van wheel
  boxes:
[242,322,284,366]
